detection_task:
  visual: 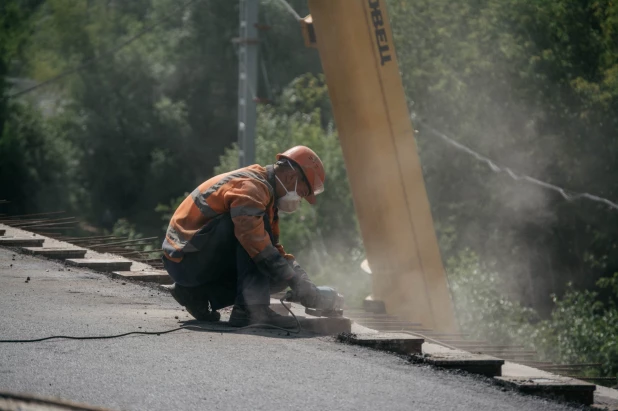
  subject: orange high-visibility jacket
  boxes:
[162,165,296,281]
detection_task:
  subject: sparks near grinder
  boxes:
[284,286,345,317]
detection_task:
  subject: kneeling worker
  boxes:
[161,146,324,329]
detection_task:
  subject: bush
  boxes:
[448,250,618,381]
[0,102,75,214]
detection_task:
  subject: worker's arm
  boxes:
[224,180,297,283]
[269,211,317,305]
[271,212,311,281]
[274,244,294,261]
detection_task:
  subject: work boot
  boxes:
[167,283,192,306]
[228,304,297,329]
[167,283,220,322]
[185,304,221,322]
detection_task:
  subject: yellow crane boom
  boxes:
[303,0,458,333]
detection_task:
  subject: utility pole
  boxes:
[237,0,259,167]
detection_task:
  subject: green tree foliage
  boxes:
[0,0,64,214]
[447,250,540,345]
[0,0,38,135]
[0,103,75,213]
[388,0,618,311]
[24,0,209,230]
[543,275,618,378]
[17,0,320,233]
[448,250,618,380]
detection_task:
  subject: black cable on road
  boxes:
[0,299,301,343]
[0,328,184,343]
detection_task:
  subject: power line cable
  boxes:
[417,119,618,211]
[8,0,201,99]
[266,0,618,213]
[260,54,274,101]
[273,0,302,21]
[389,6,618,211]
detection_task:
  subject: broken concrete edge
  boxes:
[337,332,424,355]
[64,259,133,273]
[21,247,87,259]
[0,390,115,411]
[338,330,503,377]
[409,352,505,378]
[495,376,596,391]
[495,376,596,406]
[0,238,45,247]
[339,332,592,405]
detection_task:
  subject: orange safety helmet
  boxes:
[276,146,325,204]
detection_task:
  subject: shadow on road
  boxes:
[179,320,319,340]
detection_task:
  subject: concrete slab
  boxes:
[298,316,351,335]
[414,351,504,377]
[338,332,424,355]
[0,237,44,247]
[22,247,87,259]
[595,386,618,410]
[110,270,172,284]
[65,259,132,272]
[495,376,596,405]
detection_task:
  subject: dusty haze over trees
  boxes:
[2,0,618,381]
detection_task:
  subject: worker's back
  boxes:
[162,164,276,262]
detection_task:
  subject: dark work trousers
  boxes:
[162,214,288,310]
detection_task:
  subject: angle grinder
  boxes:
[284,286,345,317]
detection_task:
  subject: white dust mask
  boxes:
[275,174,302,213]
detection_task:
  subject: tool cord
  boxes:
[0,299,301,343]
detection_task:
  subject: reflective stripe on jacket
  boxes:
[162,164,296,281]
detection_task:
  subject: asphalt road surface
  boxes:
[0,248,581,411]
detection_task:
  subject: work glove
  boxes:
[288,264,318,308]
[291,260,310,282]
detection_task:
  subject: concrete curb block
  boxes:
[495,376,596,405]
[65,259,132,272]
[338,332,424,355]
[0,237,44,247]
[411,351,504,377]
[110,270,172,284]
[22,247,87,259]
